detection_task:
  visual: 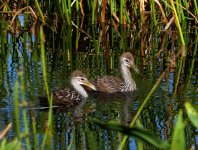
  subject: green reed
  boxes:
[119,71,167,150]
[35,0,45,23]
[14,81,20,139]
[39,26,53,150]
[92,0,97,24]
[61,0,71,25]
[186,35,198,90]
[120,0,124,24]
[150,0,157,26]
[170,0,186,96]
[22,111,30,150]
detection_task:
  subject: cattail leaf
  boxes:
[93,120,170,149]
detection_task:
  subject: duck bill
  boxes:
[83,81,97,91]
[131,64,140,74]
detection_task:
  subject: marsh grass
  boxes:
[0,0,197,149]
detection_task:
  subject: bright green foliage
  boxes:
[171,110,186,150]
[0,138,21,150]
[93,119,170,149]
[185,102,198,128]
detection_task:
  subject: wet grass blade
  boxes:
[14,81,20,139]
[185,102,198,128]
[23,110,30,150]
[35,0,45,23]
[171,110,186,150]
[92,0,97,24]
[136,120,143,150]
[93,120,170,149]
[1,138,21,150]
[40,25,53,150]
[120,71,167,149]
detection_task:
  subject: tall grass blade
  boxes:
[35,0,45,23]
[39,26,53,149]
[170,0,185,46]
[119,71,166,149]
[14,81,20,139]
[93,120,170,149]
[92,0,97,24]
[186,36,198,90]
[185,102,198,128]
[2,138,21,150]
[23,110,30,150]
[171,110,186,150]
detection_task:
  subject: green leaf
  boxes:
[0,139,7,150]
[185,102,198,128]
[171,110,186,150]
[4,138,21,150]
[93,119,170,149]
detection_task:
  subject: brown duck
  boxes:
[39,70,96,106]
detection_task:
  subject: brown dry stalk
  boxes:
[154,0,168,23]
[10,6,37,27]
[164,16,175,30]
[112,13,119,23]
[101,0,106,23]
[80,0,85,16]
[0,123,12,139]
[139,0,145,22]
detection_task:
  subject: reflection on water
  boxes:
[0,22,197,149]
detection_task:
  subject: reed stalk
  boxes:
[35,0,45,23]
[62,0,71,25]
[119,71,167,150]
[120,0,124,24]
[186,36,198,90]
[151,0,157,26]
[23,110,30,150]
[101,0,106,23]
[75,0,79,12]
[31,111,38,149]
[170,0,186,96]
[92,0,97,24]
[39,26,53,149]
[14,81,20,139]
[193,0,198,15]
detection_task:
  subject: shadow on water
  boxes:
[0,15,197,149]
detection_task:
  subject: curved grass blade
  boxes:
[93,120,170,149]
[185,102,198,128]
[2,138,21,150]
[171,110,186,150]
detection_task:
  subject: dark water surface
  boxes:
[0,20,197,149]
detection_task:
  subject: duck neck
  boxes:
[121,64,135,89]
[71,79,88,98]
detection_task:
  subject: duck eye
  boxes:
[80,78,85,81]
[125,59,129,63]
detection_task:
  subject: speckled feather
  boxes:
[92,52,137,93]
[92,76,122,93]
[52,88,84,106]
[39,70,95,107]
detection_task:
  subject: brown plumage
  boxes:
[39,70,96,106]
[93,52,139,93]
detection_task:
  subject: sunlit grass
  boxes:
[0,0,197,149]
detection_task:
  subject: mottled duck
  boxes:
[39,70,96,106]
[93,52,139,93]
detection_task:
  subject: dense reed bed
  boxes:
[0,0,197,150]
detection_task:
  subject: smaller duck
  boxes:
[39,70,96,107]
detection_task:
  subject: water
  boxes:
[0,20,197,149]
